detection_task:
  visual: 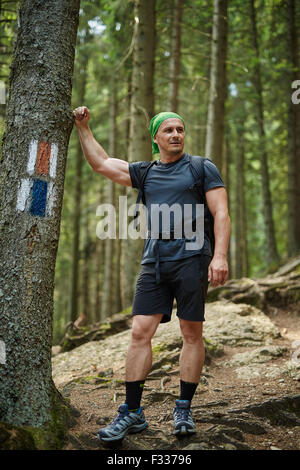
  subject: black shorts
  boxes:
[132,255,211,323]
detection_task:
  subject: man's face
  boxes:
[153,118,185,155]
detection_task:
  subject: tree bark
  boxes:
[169,0,183,113]
[0,0,79,447]
[123,0,156,307]
[128,0,155,160]
[249,0,279,268]
[101,81,117,320]
[286,0,300,256]
[234,117,248,278]
[205,0,228,173]
[94,186,105,323]
[82,209,90,323]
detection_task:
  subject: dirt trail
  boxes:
[52,304,300,451]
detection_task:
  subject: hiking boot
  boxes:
[173,399,197,435]
[97,403,148,442]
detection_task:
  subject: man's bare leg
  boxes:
[125,314,163,381]
[172,319,204,435]
[179,319,205,383]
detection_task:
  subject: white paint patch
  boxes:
[0,340,6,364]
[49,143,58,179]
[46,181,56,217]
[0,80,5,104]
[27,139,38,175]
[16,178,32,211]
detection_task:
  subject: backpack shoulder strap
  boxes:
[134,160,156,227]
[138,160,156,191]
[189,155,206,202]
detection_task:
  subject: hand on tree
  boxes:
[73,106,90,127]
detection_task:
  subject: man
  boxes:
[73,107,230,442]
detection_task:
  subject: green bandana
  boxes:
[149,112,185,154]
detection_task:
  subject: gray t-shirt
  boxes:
[129,153,224,264]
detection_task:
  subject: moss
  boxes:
[203,338,224,358]
[27,385,71,450]
[0,384,75,450]
[115,306,132,316]
[0,422,37,450]
[152,343,168,355]
[99,323,111,331]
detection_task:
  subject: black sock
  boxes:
[125,380,145,411]
[180,380,198,403]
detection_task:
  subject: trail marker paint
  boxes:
[0,340,6,364]
[16,140,58,217]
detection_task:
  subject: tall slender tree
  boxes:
[286,0,300,256]
[101,81,117,320]
[205,0,228,173]
[0,0,80,448]
[69,51,89,323]
[123,0,156,306]
[169,0,183,112]
[249,0,279,267]
[234,110,248,278]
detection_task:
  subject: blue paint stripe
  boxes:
[29,179,48,217]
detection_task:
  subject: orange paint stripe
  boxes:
[36,141,51,175]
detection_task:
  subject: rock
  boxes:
[203,302,280,347]
[183,442,210,450]
[51,345,62,356]
[223,345,287,367]
[205,424,252,450]
[228,394,300,426]
[285,360,300,381]
[223,443,237,450]
[234,364,283,380]
[221,345,289,379]
[194,412,269,435]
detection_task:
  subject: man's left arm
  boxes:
[205,187,231,287]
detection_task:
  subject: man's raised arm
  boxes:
[73,106,132,187]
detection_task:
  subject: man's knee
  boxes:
[131,314,162,345]
[179,319,203,345]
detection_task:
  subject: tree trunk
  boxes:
[224,130,233,278]
[101,81,117,320]
[123,0,156,307]
[82,209,90,323]
[249,0,279,268]
[128,0,155,159]
[234,118,248,278]
[169,0,183,113]
[205,0,228,173]
[94,186,105,323]
[0,0,79,448]
[286,0,300,256]
[69,56,88,323]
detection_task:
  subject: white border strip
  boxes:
[0,340,6,364]
[16,178,32,211]
[49,143,58,179]
[46,181,56,217]
[27,139,38,175]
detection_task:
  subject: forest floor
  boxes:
[54,302,300,452]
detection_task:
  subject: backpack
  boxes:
[133,155,215,255]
